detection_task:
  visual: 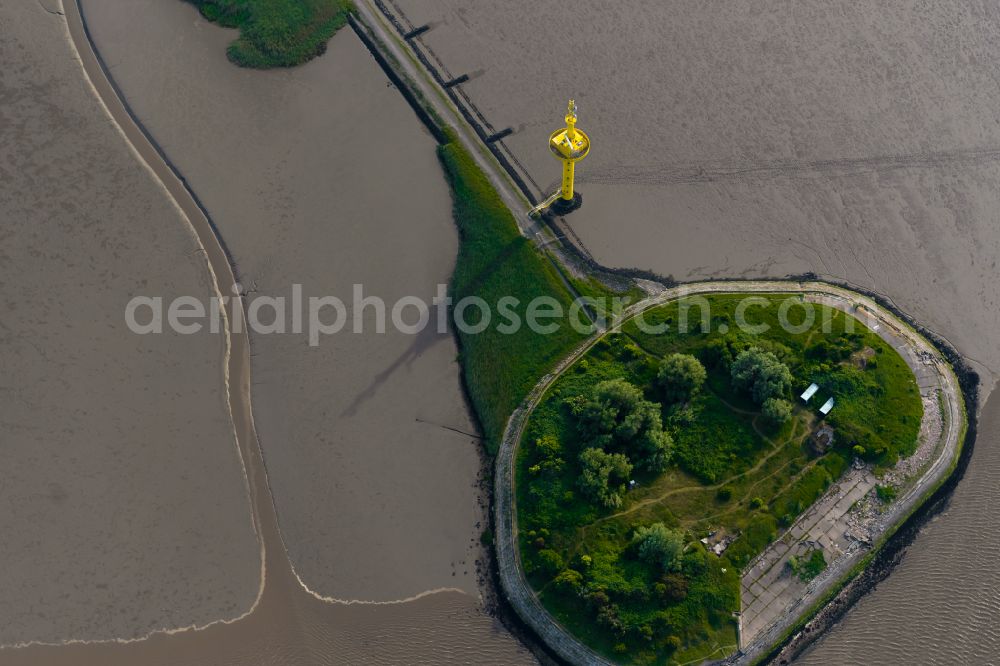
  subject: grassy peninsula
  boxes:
[437,142,590,451]
[517,294,922,663]
[188,0,351,67]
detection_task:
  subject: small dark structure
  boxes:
[486,127,513,143]
[810,425,835,455]
[700,528,737,557]
[443,73,470,88]
[403,24,430,40]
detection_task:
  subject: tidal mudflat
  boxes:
[0,0,259,645]
[7,541,531,666]
[386,0,1000,660]
[36,0,536,663]
[80,0,485,603]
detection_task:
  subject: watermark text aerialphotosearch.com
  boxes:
[126,284,853,346]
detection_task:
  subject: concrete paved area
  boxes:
[741,468,874,640]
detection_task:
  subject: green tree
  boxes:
[762,397,793,424]
[571,379,673,471]
[632,523,685,571]
[536,549,564,577]
[535,434,562,458]
[701,336,739,370]
[656,353,707,404]
[552,568,583,593]
[531,434,565,475]
[659,572,689,603]
[731,347,793,404]
[578,448,633,508]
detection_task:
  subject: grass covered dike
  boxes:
[516,294,923,664]
[188,0,352,67]
[437,141,590,452]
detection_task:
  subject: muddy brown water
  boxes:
[74,0,489,605]
[0,0,533,664]
[389,0,1000,662]
[0,0,259,646]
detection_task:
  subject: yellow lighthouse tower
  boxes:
[546,99,590,213]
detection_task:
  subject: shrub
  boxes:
[876,484,898,503]
[731,347,793,404]
[552,568,583,593]
[666,404,696,427]
[570,379,673,472]
[633,523,685,572]
[660,573,689,603]
[820,452,848,479]
[535,434,562,458]
[682,542,709,576]
[530,435,566,476]
[788,548,827,581]
[536,549,564,577]
[701,336,740,370]
[656,353,707,404]
[762,397,793,424]
[578,448,632,508]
